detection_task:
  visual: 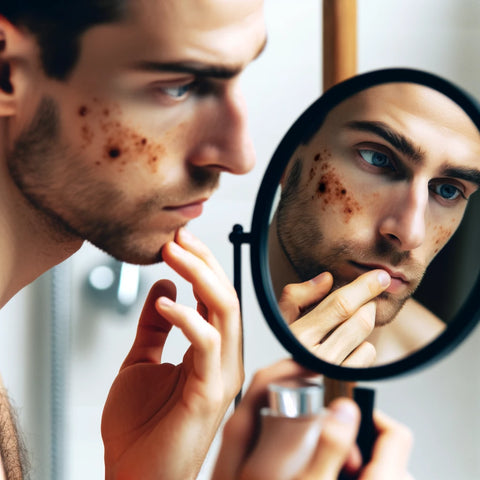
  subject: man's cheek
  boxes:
[305,153,361,224]
[431,221,456,256]
[75,99,169,174]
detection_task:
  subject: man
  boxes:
[0,1,412,478]
[269,82,480,366]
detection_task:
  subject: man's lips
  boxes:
[350,261,409,294]
[164,198,207,219]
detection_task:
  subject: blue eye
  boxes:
[431,183,461,201]
[161,83,193,99]
[359,149,392,168]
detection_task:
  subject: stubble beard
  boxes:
[276,162,425,327]
[6,96,219,265]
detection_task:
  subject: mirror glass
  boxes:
[250,69,480,380]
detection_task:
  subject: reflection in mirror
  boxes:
[267,82,480,367]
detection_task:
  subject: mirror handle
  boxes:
[353,387,376,464]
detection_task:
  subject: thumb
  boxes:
[121,279,177,369]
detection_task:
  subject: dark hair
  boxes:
[1,0,127,79]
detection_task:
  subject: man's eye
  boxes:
[358,149,392,169]
[160,83,193,99]
[430,183,463,201]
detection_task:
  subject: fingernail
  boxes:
[377,270,391,287]
[310,272,329,284]
[330,402,358,423]
[157,296,174,307]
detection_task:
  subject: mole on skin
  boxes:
[310,152,360,222]
[77,100,165,173]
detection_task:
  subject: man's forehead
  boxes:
[124,0,267,63]
[338,83,479,135]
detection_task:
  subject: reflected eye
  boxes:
[430,183,462,201]
[358,149,392,169]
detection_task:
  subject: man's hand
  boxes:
[212,359,413,480]
[101,228,243,480]
[278,270,391,367]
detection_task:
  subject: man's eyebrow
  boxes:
[443,166,480,189]
[345,120,425,163]
[130,37,268,80]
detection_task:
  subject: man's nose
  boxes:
[378,181,428,251]
[187,83,256,175]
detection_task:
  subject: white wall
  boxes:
[0,1,479,479]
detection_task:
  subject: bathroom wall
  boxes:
[0,1,478,479]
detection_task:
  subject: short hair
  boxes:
[1,1,128,80]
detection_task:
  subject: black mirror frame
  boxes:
[250,68,480,381]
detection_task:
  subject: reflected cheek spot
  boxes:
[432,224,454,254]
[310,161,360,222]
[108,147,121,159]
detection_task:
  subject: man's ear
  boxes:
[0,16,38,117]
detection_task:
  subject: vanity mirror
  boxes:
[232,68,480,383]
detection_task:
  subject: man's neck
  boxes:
[0,157,82,308]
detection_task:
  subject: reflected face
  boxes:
[6,0,266,264]
[276,83,480,326]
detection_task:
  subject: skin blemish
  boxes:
[81,125,93,143]
[78,98,167,173]
[433,224,453,248]
[313,163,361,222]
[149,156,158,172]
[107,147,122,159]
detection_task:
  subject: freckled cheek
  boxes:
[74,100,187,175]
[430,218,457,256]
[306,155,363,224]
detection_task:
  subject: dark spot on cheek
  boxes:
[314,167,360,222]
[314,153,321,161]
[149,156,158,169]
[108,147,122,159]
[77,98,167,173]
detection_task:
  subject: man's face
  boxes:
[276,83,480,326]
[6,0,266,264]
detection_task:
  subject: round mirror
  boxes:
[250,68,480,381]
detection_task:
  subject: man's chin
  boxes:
[374,293,409,327]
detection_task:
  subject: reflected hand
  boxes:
[101,228,243,480]
[212,359,413,480]
[279,270,391,367]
